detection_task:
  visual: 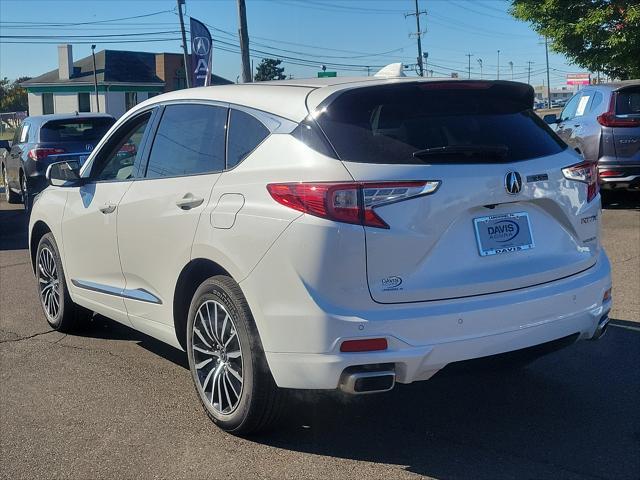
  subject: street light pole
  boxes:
[177,0,190,88]
[91,44,99,112]
[545,36,551,108]
[509,61,514,81]
[477,58,483,79]
[497,50,500,80]
[466,53,473,79]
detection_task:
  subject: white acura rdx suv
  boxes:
[29,73,612,434]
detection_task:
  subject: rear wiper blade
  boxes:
[413,145,509,158]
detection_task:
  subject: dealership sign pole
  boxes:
[190,17,213,88]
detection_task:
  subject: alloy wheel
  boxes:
[191,300,244,415]
[20,174,28,210]
[38,246,60,321]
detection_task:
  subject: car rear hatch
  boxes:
[312,80,601,303]
[35,117,115,165]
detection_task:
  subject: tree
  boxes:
[510,0,640,80]
[254,58,286,81]
[0,76,31,114]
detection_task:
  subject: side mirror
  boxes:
[46,161,83,187]
[543,114,558,124]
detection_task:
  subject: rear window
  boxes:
[616,87,640,115]
[315,82,566,164]
[40,118,115,143]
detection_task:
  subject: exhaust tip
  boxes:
[339,366,396,394]
[592,315,610,340]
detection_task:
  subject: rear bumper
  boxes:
[597,162,640,190]
[253,250,612,390]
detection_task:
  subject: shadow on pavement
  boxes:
[0,202,28,251]
[602,190,640,210]
[254,325,640,479]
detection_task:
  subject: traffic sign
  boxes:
[318,71,337,78]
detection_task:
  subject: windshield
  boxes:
[315,82,566,164]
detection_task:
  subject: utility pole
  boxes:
[466,53,473,79]
[508,61,514,81]
[497,50,500,79]
[91,44,99,112]
[477,58,483,79]
[237,0,252,83]
[526,60,534,85]
[406,0,427,76]
[177,0,190,88]
[545,36,551,108]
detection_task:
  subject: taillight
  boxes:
[267,181,440,229]
[28,147,66,161]
[597,92,640,127]
[562,161,599,202]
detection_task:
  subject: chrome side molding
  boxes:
[71,279,162,304]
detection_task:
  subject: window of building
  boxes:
[42,93,54,115]
[145,104,226,178]
[78,92,91,112]
[174,67,187,90]
[227,109,270,169]
[125,92,138,111]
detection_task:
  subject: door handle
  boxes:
[99,203,117,214]
[176,193,204,210]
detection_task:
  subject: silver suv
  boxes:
[544,81,640,192]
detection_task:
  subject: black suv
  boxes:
[1,113,115,210]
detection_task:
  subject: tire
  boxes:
[20,172,31,212]
[186,275,286,435]
[2,165,20,203]
[36,233,90,332]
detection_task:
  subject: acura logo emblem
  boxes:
[193,36,211,56]
[504,171,522,195]
[85,144,93,151]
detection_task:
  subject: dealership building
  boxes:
[22,45,231,118]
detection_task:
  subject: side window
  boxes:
[227,109,270,169]
[91,112,151,182]
[574,91,592,117]
[145,104,226,178]
[19,124,30,143]
[589,92,604,113]
[559,93,582,122]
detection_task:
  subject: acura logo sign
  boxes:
[193,36,211,56]
[504,171,523,195]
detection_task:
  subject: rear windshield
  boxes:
[315,82,566,164]
[616,87,640,115]
[40,118,115,143]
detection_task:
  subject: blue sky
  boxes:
[0,0,584,87]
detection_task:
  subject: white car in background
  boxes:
[29,74,612,434]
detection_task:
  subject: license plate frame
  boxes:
[473,212,535,257]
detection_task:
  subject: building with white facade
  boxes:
[22,45,231,118]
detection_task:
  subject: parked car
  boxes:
[1,113,115,209]
[544,81,640,192]
[29,77,611,434]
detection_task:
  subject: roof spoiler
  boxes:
[374,63,406,78]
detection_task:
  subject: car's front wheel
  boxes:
[186,275,285,435]
[36,233,90,332]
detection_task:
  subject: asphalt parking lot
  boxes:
[1,192,639,480]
